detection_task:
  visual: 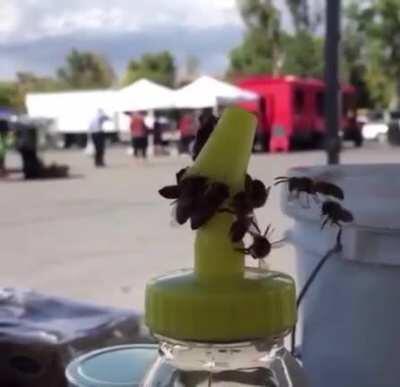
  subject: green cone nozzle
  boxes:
[145,107,295,342]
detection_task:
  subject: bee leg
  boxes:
[321,217,329,230]
[218,207,235,215]
[336,228,343,246]
[304,194,311,208]
[235,247,249,255]
[263,224,272,237]
[297,193,310,209]
[287,190,296,201]
[271,238,286,248]
[312,194,321,204]
[258,259,269,271]
[249,219,262,234]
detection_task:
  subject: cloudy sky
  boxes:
[0,0,290,81]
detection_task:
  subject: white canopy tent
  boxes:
[26,90,117,133]
[173,76,259,109]
[115,79,175,112]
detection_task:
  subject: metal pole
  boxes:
[325,0,341,165]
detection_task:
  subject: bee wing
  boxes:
[258,259,270,271]
[175,198,192,225]
[159,185,180,199]
[245,174,253,191]
[176,167,188,183]
[341,208,354,223]
[169,204,181,228]
[315,181,344,200]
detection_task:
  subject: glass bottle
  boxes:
[143,335,307,386]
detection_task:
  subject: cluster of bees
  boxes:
[159,171,353,261]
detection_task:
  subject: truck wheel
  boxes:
[353,133,363,148]
[388,123,400,146]
[311,132,324,149]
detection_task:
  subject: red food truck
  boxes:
[236,75,362,152]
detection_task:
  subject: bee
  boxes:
[190,182,230,230]
[236,223,284,260]
[159,174,208,225]
[192,113,218,160]
[275,176,344,203]
[274,176,315,198]
[229,216,253,243]
[321,200,354,229]
[313,181,344,200]
[231,174,270,216]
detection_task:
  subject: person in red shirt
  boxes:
[178,111,197,154]
[130,111,148,158]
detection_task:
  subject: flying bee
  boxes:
[314,181,344,201]
[321,200,354,229]
[190,182,230,230]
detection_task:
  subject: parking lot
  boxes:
[0,141,398,313]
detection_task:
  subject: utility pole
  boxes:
[325,0,341,165]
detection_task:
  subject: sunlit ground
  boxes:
[0,141,396,313]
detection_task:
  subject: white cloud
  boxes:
[0,2,20,34]
[0,0,242,44]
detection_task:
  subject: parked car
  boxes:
[361,111,388,142]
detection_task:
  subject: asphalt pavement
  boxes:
[0,141,398,313]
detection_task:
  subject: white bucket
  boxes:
[281,164,400,387]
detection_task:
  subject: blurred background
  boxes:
[1,0,400,310]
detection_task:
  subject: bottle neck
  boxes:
[156,335,287,372]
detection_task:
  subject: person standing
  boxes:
[178,111,197,154]
[192,108,218,160]
[14,120,43,179]
[130,111,148,159]
[0,119,11,177]
[88,109,109,167]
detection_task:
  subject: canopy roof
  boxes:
[174,76,259,109]
[116,79,175,112]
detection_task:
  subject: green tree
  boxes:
[229,0,323,78]
[121,51,175,87]
[281,31,323,77]
[341,2,374,108]
[229,28,279,75]
[0,73,61,112]
[57,49,115,89]
[285,0,323,33]
[0,82,18,109]
[347,0,400,108]
[286,0,310,32]
[231,0,282,75]
[13,72,63,111]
